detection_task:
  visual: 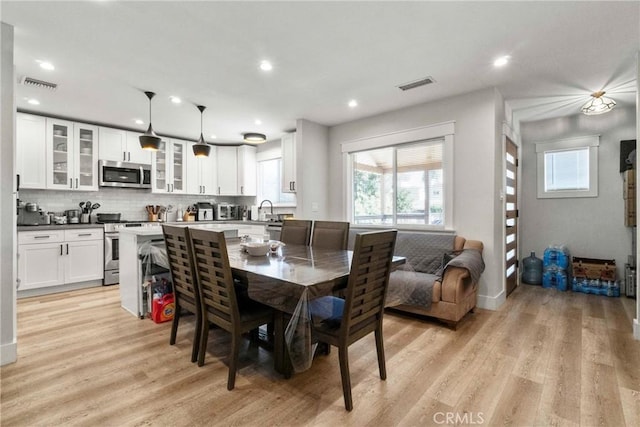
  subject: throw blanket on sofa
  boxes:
[384,232,456,309]
[441,248,485,284]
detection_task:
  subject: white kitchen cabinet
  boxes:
[98,128,151,165]
[237,145,257,196]
[17,228,104,292]
[153,139,187,194]
[216,145,238,195]
[215,145,256,196]
[281,132,297,192]
[186,143,217,195]
[46,119,98,191]
[16,113,47,189]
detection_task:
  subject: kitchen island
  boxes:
[118,222,266,318]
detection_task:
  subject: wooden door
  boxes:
[505,137,518,296]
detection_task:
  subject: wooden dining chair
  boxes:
[311,220,350,250]
[162,225,201,363]
[279,219,312,245]
[187,228,274,390]
[309,230,397,411]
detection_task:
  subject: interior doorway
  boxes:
[505,137,518,296]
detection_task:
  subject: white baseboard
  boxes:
[17,280,102,299]
[1,341,17,366]
[634,319,640,341]
[477,289,506,311]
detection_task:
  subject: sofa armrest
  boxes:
[440,266,471,303]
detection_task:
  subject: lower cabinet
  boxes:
[18,228,104,291]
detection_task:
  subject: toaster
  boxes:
[196,202,214,221]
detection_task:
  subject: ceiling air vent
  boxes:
[397,76,435,91]
[19,76,57,91]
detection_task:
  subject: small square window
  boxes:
[536,135,599,198]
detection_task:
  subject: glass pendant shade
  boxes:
[243,132,266,143]
[139,91,161,151]
[192,105,211,157]
[581,91,616,115]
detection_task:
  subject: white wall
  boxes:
[295,119,329,219]
[519,107,636,282]
[1,22,17,365]
[328,88,505,309]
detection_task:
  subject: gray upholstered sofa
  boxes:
[349,230,484,328]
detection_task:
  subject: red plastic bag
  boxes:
[151,293,175,323]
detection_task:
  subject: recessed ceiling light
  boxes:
[493,56,510,67]
[348,99,358,108]
[134,119,144,125]
[210,134,217,139]
[255,119,262,125]
[259,60,273,71]
[37,60,55,71]
[27,98,40,105]
[169,96,182,104]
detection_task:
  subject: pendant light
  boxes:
[581,91,616,115]
[139,91,161,151]
[192,105,211,157]
[243,132,266,143]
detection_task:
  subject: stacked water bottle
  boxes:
[542,245,570,291]
[571,257,620,297]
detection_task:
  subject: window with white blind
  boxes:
[351,139,445,226]
[536,135,599,198]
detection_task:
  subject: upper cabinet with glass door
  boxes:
[152,139,186,194]
[46,118,98,191]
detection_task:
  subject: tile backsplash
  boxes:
[20,188,258,222]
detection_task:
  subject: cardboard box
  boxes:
[623,169,636,199]
[572,257,616,281]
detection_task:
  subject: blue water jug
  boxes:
[522,252,543,285]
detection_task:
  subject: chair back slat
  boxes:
[342,230,397,338]
[280,219,312,246]
[188,228,241,333]
[162,225,200,313]
[311,221,350,250]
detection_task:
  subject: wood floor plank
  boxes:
[580,361,625,427]
[2,285,639,426]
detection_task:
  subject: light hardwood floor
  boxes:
[1,284,638,426]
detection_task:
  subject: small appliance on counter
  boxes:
[214,203,239,220]
[196,202,214,221]
[65,209,80,224]
[17,202,49,226]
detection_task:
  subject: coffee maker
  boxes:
[17,202,49,226]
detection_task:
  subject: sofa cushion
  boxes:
[394,232,456,274]
[387,270,438,309]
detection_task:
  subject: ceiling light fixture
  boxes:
[27,98,40,105]
[581,90,616,115]
[139,91,161,151]
[493,56,510,67]
[134,119,144,125]
[254,119,262,125]
[37,60,55,71]
[192,105,211,157]
[210,134,217,139]
[259,60,273,71]
[243,133,266,143]
[169,96,182,104]
[348,99,358,108]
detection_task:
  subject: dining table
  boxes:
[225,238,405,376]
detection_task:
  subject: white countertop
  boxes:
[117,222,264,236]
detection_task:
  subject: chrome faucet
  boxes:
[258,199,273,220]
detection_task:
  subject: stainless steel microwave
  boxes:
[99,160,151,189]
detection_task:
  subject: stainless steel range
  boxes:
[102,221,158,285]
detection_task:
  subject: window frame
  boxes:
[256,156,297,208]
[341,121,454,230]
[535,135,599,199]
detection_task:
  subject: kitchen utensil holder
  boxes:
[81,213,90,224]
[148,213,158,222]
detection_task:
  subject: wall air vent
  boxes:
[19,76,57,91]
[397,76,435,91]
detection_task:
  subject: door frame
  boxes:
[502,123,521,297]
